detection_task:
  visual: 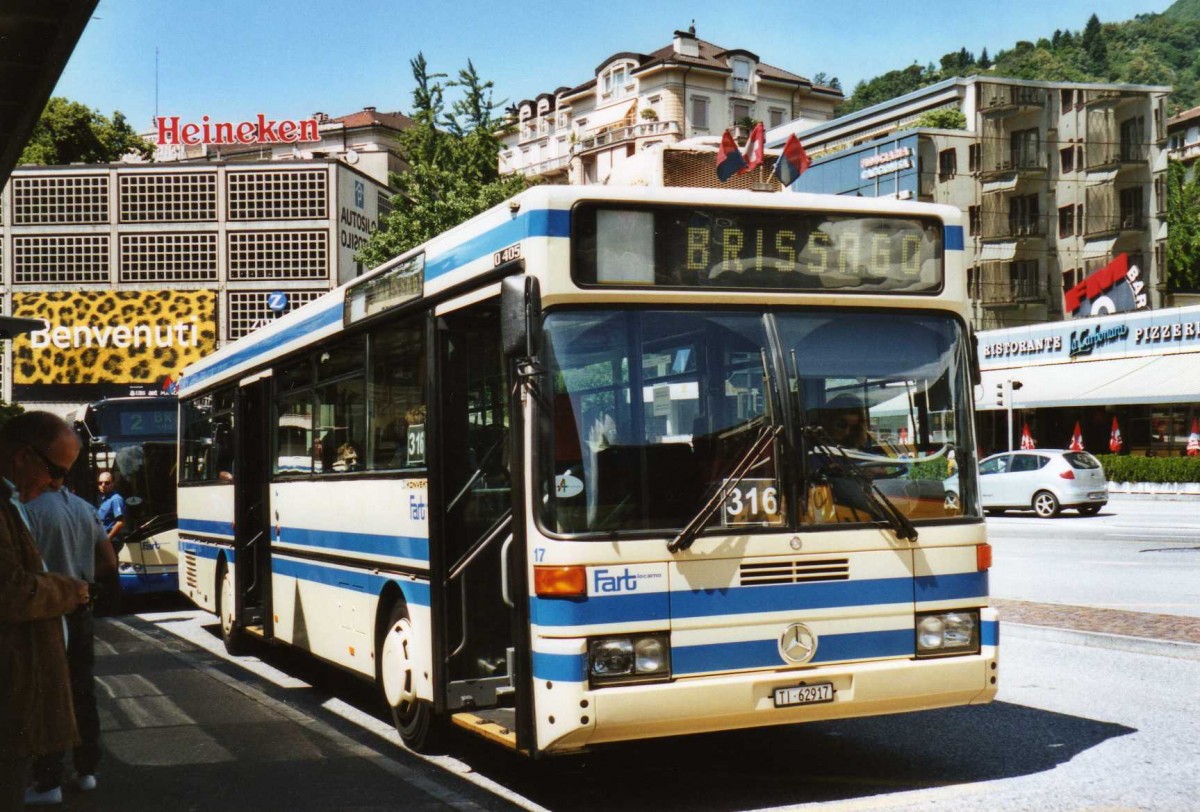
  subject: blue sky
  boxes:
[55,0,1174,130]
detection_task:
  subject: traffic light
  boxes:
[1011,380,1024,392]
[995,382,1005,407]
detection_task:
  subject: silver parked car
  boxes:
[975,449,1108,517]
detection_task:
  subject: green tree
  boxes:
[913,108,967,129]
[979,47,992,69]
[1082,13,1109,74]
[1166,160,1200,292]
[357,54,530,267]
[19,97,152,165]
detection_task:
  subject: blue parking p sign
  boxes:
[267,291,289,312]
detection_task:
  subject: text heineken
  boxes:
[156,115,320,146]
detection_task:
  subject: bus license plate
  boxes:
[773,682,834,708]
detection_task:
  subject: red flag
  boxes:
[1109,416,1123,453]
[1069,421,1084,452]
[716,129,748,182]
[772,133,812,185]
[742,122,765,172]
[1020,423,1036,450]
[1188,418,1199,456]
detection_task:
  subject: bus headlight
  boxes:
[588,633,671,686]
[915,611,979,657]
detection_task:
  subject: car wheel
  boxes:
[1078,505,1101,516]
[944,490,960,511]
[1032,490,1061,518]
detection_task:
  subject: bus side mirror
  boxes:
[501,275,542,359]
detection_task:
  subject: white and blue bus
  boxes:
[71,396,179,596]
[176,185,997,756]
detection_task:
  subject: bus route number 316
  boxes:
[722,478,783,527]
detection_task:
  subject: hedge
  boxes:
[1094,454,1200,484]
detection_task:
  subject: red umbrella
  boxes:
[1109,416,1123,453]
[1188,418,1199,457]
[1020,423,1036,449]
[1069,421,1084,452]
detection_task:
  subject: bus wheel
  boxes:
[218,565,251,656]
[379,603,444,752]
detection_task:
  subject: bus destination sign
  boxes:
[344,252,424,325]
[573,204,943,294]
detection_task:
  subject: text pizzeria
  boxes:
[156,115,320,146]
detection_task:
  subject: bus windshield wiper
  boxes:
[669,349,782,554]
[667,422,783,553]
[804,426,918,542]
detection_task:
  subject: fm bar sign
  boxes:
[1065,253,1148,318]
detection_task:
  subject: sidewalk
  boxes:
[994,597,1200,660]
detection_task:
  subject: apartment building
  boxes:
[773,76,1171,330]
[0,160,389,411]
[1167,104,1200,166]
[499,26,841,186]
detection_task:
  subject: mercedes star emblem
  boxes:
[778,623,818,664]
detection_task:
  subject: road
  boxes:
[986,494,1200,616]
[65,495,1200,811]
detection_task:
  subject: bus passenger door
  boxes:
[234,376,273,637]
[431,298,527,747]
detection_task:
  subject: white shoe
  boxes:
[74,774,97,791]
[24,785,63,805]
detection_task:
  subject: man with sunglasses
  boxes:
[0,411,90,810]
[96,471,126,552]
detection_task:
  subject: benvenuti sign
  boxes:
[11,290,218,400]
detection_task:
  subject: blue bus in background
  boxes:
[71,396,179,597]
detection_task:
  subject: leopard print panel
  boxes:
[12,290,218,387]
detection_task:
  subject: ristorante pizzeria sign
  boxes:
[155,115,320,146]
[979,305,1200,367]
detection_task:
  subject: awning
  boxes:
[978,353,1200,410]
[1083,237,1118,260]
[1085,168,1119,183]
[982,176,1019,194]
[579,100,637,133]
[980,242,1018,262]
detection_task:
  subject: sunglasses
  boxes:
[25,443,70,480]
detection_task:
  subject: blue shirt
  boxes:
[98,492,126,535]
[27,488,108,582]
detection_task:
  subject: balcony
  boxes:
[980,86,1046,117]
[506,154,571,179]
[1120,212,1147,231]
[574,120,681,154]
[978,272,1044,307]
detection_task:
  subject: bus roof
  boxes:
[180,185,964,397]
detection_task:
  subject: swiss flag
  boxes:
[1069,421,1084,452]
[1020,423,1036,450]
[742,122,766,172]
[1109,416,1123,453]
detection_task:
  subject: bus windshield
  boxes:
[77,399,178,530]
[538,309,977,537]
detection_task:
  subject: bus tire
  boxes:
[379,602,445,752]
[218,563,251,656]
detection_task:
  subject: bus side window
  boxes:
[368,318,427,471]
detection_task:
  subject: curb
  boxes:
[1003,621,1200,661]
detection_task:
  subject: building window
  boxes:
[1058,205,1075,238]
[769,108,785,128]
[968,144,981,173]
[967,266,977,298]
[691,96,709,130]
[1060,88,1074,109]
[969,205,981,236]
[602,64,631,99]
[731,58,753,94]
[228,290,325,340]
[1010,128,1041,169]
[733,102,752,123]
[1010,259,1039,299]
[227,170,328,220]
[1155,175,1165,214]
[1060,146,1075,174]
[12,175,109,225]
[120,232,218,283]
[1009,193,1039,236]
[1076,204,1085,235]
[13,235,109,284]
[1120,187,1145,229]
[119,172,217,222]
[1156,242,1166,280]
[228,230,329,280]
[1120,116,1147,162]
[938,148,957,179]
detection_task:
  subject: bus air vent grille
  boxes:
[739,558,850,586]
[184,553,198,589]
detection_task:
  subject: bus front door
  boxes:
[431,299,529,749]
[233,376,273,639]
